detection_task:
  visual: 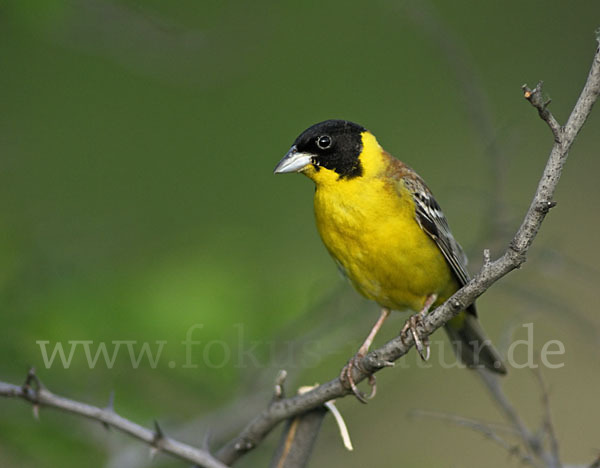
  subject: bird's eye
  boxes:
[316,135,332,149]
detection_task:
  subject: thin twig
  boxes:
[410,408,520,436]
[476,368,566,468]
[410,409,535,466]
[214,38,600,466]
[533,367,561,465]
[476,369,545,466]
[0,370,227,468]
[523,83,563,143]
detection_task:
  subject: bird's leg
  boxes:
[340,307,391,403]
[401,293,437,361]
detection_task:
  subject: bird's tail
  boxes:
[444,312,507,374]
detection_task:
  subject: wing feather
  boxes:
[383,154,475,314]
[400,174,473,295]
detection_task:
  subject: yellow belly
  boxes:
[314,177,458,312]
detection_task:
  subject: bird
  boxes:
[274,119,506,402]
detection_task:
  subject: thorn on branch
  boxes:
[151,420,165,456]
[102,391,115,430]
[23,367,43,393]
[153,420,164,441]
[22,368,43,419]
[2,376,228,467]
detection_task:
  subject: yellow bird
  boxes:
[274,120,506,401]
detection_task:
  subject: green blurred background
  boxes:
[1,1,599,467]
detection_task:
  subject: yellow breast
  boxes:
[305,133,458,312]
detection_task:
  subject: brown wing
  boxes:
[386,155,475,314]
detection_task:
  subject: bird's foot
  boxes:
[400,294,437,361]
[401,313,430,361]
[340,307,392,403]
[339,354,375,404]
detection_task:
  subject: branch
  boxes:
[533,367,561,465]
[0,369,228,468]
[409,409,535,466]
[268,379,352,468]
[476,364,600,468]
[215,37,600,466]
[269,407,328,468]
[414,365,600,468]
[476,370,550,467]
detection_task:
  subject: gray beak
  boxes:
[273,146,313,174]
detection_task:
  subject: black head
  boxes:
[275,120,367,179]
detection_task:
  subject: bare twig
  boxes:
[410,408,520,437]
[523,83,563,142]
[215,38,600,466]
[533,367,561,465]
[0,370,227,468]
[475,366,568,468]
[419,362,596,468]
[476,369,547,467]
[410,409,535,465]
